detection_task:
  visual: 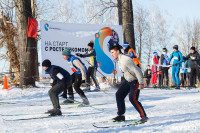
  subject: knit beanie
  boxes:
[42,59,51,67]
[153,51,158,55]
[62,48,71,56]
[191,46,195,51]
[88,42,94,48]
[123,42,129,48]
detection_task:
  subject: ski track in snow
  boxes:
[0,83,200,133]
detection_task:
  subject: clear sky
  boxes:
[0,0,200,73]
[136,0,200,21]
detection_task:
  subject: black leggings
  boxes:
[86,66,99,87]
[116,80,147,118]
[49,80,71,109]
[63,73,87,98]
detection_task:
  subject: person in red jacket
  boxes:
[151,52,159,88]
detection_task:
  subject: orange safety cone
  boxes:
[3,76,8,90]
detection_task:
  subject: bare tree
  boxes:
[0,0,20,85]
[156,11,171,49]
[117,0,136,49]
[184,19,192,54]
[14,0,38,88]
[134,4,149,61]
[146,8,157,65]
[174,21,187,55]
[192,19,200,51]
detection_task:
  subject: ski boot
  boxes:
[49,108,62,116]
[83,86,91,92]
[63,98,74,104]
[45,109,54,114]
[59,93,67,99]
[93,86,101,91]
[112,115,125,122]
[175,85,180,89]
[138,117,149,123]
[78,96,90,107]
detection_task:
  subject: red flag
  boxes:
[27,17,38,38]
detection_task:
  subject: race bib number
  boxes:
[174,57,178,60]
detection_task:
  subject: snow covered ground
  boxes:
[0,82,200,133]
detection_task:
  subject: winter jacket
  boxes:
[45,65,72,83]
[67,55,87,80]
[185,59,191,73]
[185,51,200,68]
[160,53,169,66]
[124,46,141,67]
[169,50,183,65]
[82,49,98,67]
[144,69,152,79]
[117,54,144,84]
[152,56,159,71]
[180,62,187,74]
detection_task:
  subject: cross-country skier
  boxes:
[42,59,72,116]
[144,65,152,87]
[185,46,200,88]
[151,52,159,88]
[160,48,169,87]
[62,48,89,106]
[185,59,191,86]
[76,41,100,91]
[110,46,148,123]
[168,45,183,89]
[180,57,187,87]
[122,42,141,67]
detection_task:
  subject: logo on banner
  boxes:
[44,23,49,31]
[94,27,120,74]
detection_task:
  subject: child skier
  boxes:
[144,65,152,87]
[76,41,100,91]
[110,46,148,123]
[62,48,89,106]
[168,45,183,89]
[180,57,187,87]
[42,59,72,116]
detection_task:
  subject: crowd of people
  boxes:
[144,45,200,89]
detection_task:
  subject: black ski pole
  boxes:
[85,82,113,96]
[85,60,110,81]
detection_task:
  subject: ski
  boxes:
[3,114,82,121]
[28,102,79,106]
[2,111,100,121]
[68,103,106,108]
[0,102,16,105]
[2,115,66,121]
[92,119,146,128]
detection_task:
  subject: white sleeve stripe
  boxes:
[57,73,64,80]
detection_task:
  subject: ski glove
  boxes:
[81,80,86,83]
[76,53,83,57]
[76,53,80,56]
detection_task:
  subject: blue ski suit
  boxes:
[169,51,183,85]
